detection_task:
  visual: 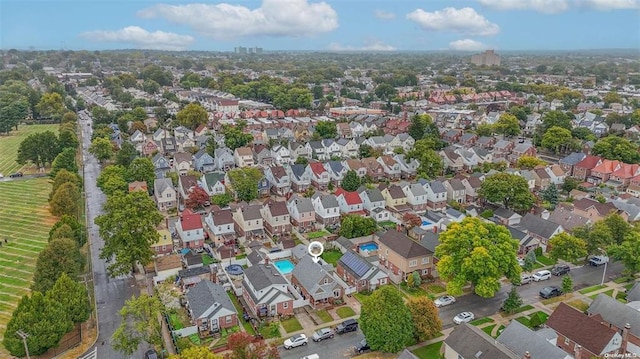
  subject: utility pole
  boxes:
[16,330,30,359]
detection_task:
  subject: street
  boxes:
[79,113,147,359]
[279,331,365,359]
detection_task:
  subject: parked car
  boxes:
[9,172,23,178]
[335,318,358,334]
[0,173,3,179]
[453,312,475,324]
[516,273,533,285]
[589,256,609,267]
[354,339,370,354]
[144,349,158,359]
[284,334,308,349]
[551,264,570,276]
[540,286,563,299]
[532,270,551,281]
[434,295,456,308]
[312,327,334,342]
[301,355,320,359]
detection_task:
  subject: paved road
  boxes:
[279,331,365,359]
[80,114,147,359]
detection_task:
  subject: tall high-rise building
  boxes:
[470,50,501,66]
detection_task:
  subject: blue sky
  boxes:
[1,0,639,52]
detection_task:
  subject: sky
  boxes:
[1,0,640,52]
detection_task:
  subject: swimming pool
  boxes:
[274,259,295,274]
[421,218,433,226]
[359,242,378,251]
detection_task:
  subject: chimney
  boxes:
[574,344,582,359]
[264,257,269,265]
[622,323,631,354]
[523,351,531,359]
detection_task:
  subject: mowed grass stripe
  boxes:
[0,124,59,174]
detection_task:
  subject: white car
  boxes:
[517,273,533,285]
[589,255,609,267]
[284,334,308,349]
[453,312,475,325]
[434,295,456,308]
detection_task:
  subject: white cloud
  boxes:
[477,0,570,13]
[449,39,489,51]
[581,0,640,10]
[80,26,194,50]
[328,40,396,52]
[138,0,338,40]
[374,10,396,20]
[406,7,500,36]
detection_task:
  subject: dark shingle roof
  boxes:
[517,213,562,240]
[378,229,432,259]
[546,303,618,355]
[627,282,640,302]
[588,293,640,338]
[496,320,569,359]
[243,264,288,291]
[444,323,519,359]
[186,280,236,319]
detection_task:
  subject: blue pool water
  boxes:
[274,259,295,274]
[422,220,432,226]
[359,242,378,251]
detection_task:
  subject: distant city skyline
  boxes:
[1,0,639,52]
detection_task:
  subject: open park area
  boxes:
[0,124,59,175]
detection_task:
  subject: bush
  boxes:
[480,210,494,219]
[534,247,543,257]
[529,311,548,328]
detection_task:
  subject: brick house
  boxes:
[186,280,238,337]
[572,155,602,181]
[376,229,435,283]
[336,250,389,293]
[291,256,344,308]
[242,264,294,317]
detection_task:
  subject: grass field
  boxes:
[0,124,59,175]
[0,177,56,349]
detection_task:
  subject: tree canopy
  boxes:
[221,120,253,150]
[185,186,210,209]
[89,137,114,163]
[406,297,442,342]
[126,157,155,190]
[112,294,164,355]
[36,92,66,120]
[609,232,640,275]
[341,170,361,191]
[115,141,139,167]
[31,238,84,293]
[548,233,588,263]
[49,182,81,217]
[176,103,208,130]
[17,130,60,168]
[340,215,377,238]
[315,120,337,139]
[478,173,535,212]
[360,286,414,353]
[227,167,262,202]
[46,273,91,324]
[542,126,574,154]
[407,139,442,179]
[168,346,223,359]
[50,147,78,178]
[494,113,521,137]
[49,214,86,247]
[435,217,521,298]
[591,136,640,164]
[97,164,128,196]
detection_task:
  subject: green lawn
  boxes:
[590,289,614,299]
[501,304,534,317]
[399,282,429,297]
[306,230,329,239]
[320,249,342,266]
[0,124,59,175]
[536,255,555,266]
[515,311,549,329]
[532,262,544,269]
[168,309,191,330]
[426,284,446,294]
[259,322,282,339]
[541,293,573,305]
[336,306,356,319]
[470,317,494,326]
[615,276,635,284]
[281,317,303,333]
[378,221,397,229]
[203,254,215,266]
[316,309,333,323]
[0,177,57,349]
[625,282,637,291]
[412,341,443,359]
[567,299,589,312]
[579,284,607,294]
[482,324,496,337]
[353,291,371,304]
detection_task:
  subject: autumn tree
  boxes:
[403,212,422,230]
[406,297,442,342]
[50,169,82,198]
[478,173,535,212]
[96,191,162,276]
[46,273,91,323]
[435,217,521,298]
[112,294,164,356]
[516,155,546,169]
[340,215,377,239]
[176,102,208,130]
[89,136,114,163]
[168,346,223,359]
[49,182,81,217]
[227,332,279,359]
[185,186,210,209]
[341,169,361,191]
[32,238,84,293]
[227,167,262,202]
[494,113,521,137]
[36,92,66,120]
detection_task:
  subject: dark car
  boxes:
[9,172,23,178]
[144,349,158,359]
[539,286,563,299]
[335,319,358,334]
[551,264,570,276]
[354,339,370,354]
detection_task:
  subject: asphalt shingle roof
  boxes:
[186,280,236,320]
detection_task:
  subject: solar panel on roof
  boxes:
[339,252,370,277]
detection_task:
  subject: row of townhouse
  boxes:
[559,153,640,194]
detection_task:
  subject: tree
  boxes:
[592,136,640,163]
[97,164,128,196]
[435,217,521,298]
[542,126,573,154]
[406,297,442,342]
[528,311,547,328]
[227,168,263,202]
[602,213,632,245]
[494,113,521,137]
[562,177,580,193]
[46,273,91,323]
[502,287,523,314]
[523,250,537,273]
[176,103,208,130]
[221,120,254,150]
[609,232,640,275]
[294,156,309,165]
[475,123,494,137]
[360,286,414,353]
[478,173,535,212]
[603,91,622,105]
[58,126,79,150]
[96,191,162,276]
[358,143,373,158]
[50,147,78,178]
[226,332,279,359]
[315,120,337,139]
[126,157,155,190]
[541,110,572,132]
[49,214,86,247]
[2,292,72,357]
[0,100,28,134]
[61,111,77,124]
[211,192,234,208]
[36,92,66,120]
[112,294,163,356]
[548,233,587,263]
[516,155,546,169]
[408,139,443,179]
[185,186,210,209]
[340,215,377,239]
[541,185,559,209]
[407,114,427,140]
[50,223,75,241]
[32,238,84,293]
[89,137,114,163]
[341,170,360,191]
[49,182,81,217]
[51,169,81,195]
[115,141,139,167]
[168,346,223,359]
[408,271,422,289]
[17,130,60,168]
[561,275,573,294]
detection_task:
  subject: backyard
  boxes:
[412,341,443,359]
[320,248,342,266]
[0,177,56,350]
[306,230,329,240]
[0,124,59,175]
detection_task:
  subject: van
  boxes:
[532,270,551,281]
[335,319,358,334]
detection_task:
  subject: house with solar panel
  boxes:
[336,249,389,293]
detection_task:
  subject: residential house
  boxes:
[403,183,428,211]
[336,250,389,293]
[204,208,235,246]
[496,321,571,359]
[492,207,522,227]
[200,172,226,196]
[337,122,352,138]
[335,188,366,215]
[322,139,342,159]
[587,294,640,355]
[153,128,171,142]
[242,264,294,317]
[443,178,466,204]
[559,152,587,177]
[381,184,410,213]
[546,303,623,358]
[175,136,196,153]
[152,228,173,256]
[154,178,177,211]
[271,145,292,166]
[193,150,215,173]
[344,159,368,178]
[287,195,316,231]
[308,141,327,161]
[493,139,515,160]
[358,186,386,214]
[311,193,341,225]
[178,175,199,199]
[349,122,365,137]
[264,165,291,196]
[194,124,208,137]
[128,181,148,193]
[288,141,310,161]
[610,163,640,189]
[325,161,348,186]
[185,280,238,336]
[336,138,358,158]
[572,198,622,222]
[443,324,520,359]
[545,165,567,187]
[476,136,496,149]
[548,205,591,232]
[175,209,205,250]
[161,137,177,156]
[440,150,464,172]
[590,159,622,185]
[508,142,537,164]
[214,148,235,171]
[459,133,478,147]
[173,152,193,176]
[376,229,435,283]
[519,169,537,190]
[361,157,386,181]
[252,144,273,166]
[256,169,271,198]
[533,167,552,190]
[367,136,388,153]
[396,133,415,152]
[460,176,482,203]
[291,256,344,308]
[377,155,401,180]
[507,226,538,255]
[141,139,159,157]
[153,254,182,283]
[232,204,265,239]
[516,213,564,252]
[261,200,291,240]
[152,153,171,178]
[234,147,254,168]
[423,180,447,211]
[573,155,603,181]
[394,154,418,179]
[307,162,330,190]
[288,164,312,192]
